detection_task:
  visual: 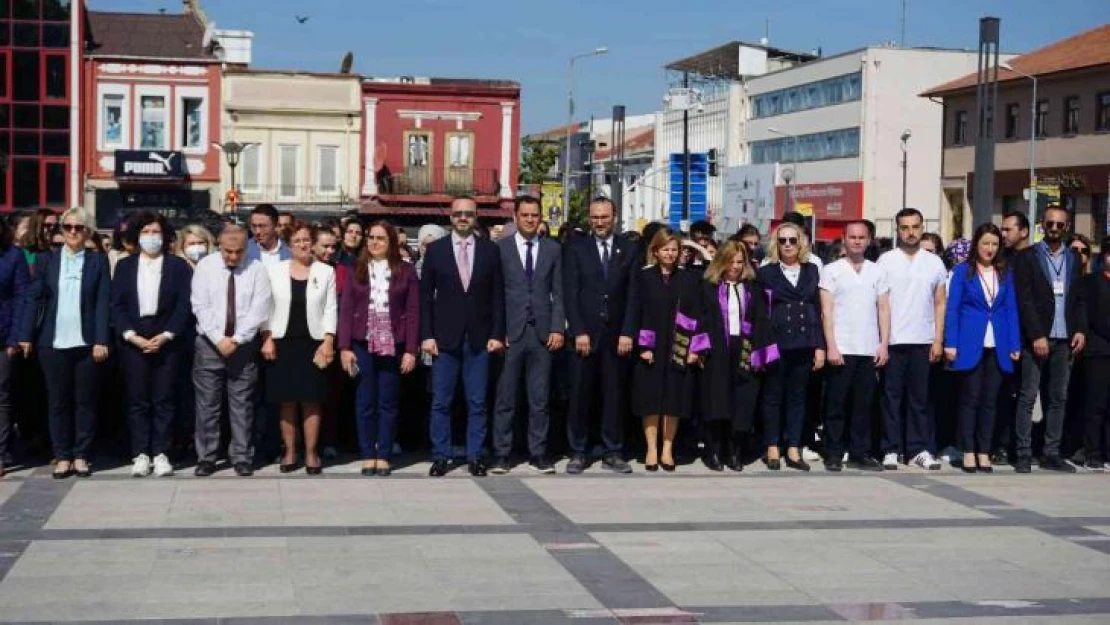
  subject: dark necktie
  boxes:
[600,240,610,279]
[225,267,237,338]
[524,240,535,284]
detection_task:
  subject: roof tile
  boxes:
[87,11,216,61]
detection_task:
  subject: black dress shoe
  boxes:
[765,457,781,471]
[846,455,883,472]
[194,460,217,477]
[429,460,451,477]
[824,459,843,472]
[376,465,392,477]
[305,465,323,475]
[1041,456,1077,473]
[645,463,659,472]
[990,449,1010,466]
[279,462,300,474]
[361,466,377,477]
[961,464,977,474]
[661,462,676,473]
[726,454,744,472]
[784,456,810,472]
[703,454,724,472]
[565,455,587,475]
[1014,456,1032,473]
[233,462,254,477]
[977,465,993,474]
[528,456,556,474]
[489,456,511,475]
[602,455,632,474]
[468,460,488,477]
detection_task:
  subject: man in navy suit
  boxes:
[421,197,505,477]
[563,197,636,474]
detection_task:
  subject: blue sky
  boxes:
[92,0,1104,133]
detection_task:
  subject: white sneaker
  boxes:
[911,451,942,470]
[131,454,151,477]
[802,447,822,462]
[152,454,174,477]
[882,453,899,470]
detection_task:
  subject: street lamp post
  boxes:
[769,127,811,242]
[900,129,912,210]
[564,47,608,223]
[1001,62,1038,241]
[212,141,257,213]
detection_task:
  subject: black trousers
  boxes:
[1084,356,1110,464]
[824,355,877,457]
[993,356,1020,455]
[956,350,1004,455]
[120,342,180,458]
[0,351,11,462]
[39,346,99,461]
[881,344,932,457]
[567,333,625,456]
[762,349,813,448]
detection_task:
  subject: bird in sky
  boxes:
[295,15,310,24]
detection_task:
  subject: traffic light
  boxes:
[708,148,718,177]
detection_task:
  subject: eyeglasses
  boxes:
[452,211,476,218]
[778,237,798,246]
[1045,221,1067,230]
[61,224,86,234]
[1071,246,1090,257]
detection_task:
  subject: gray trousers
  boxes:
[193,337,258,465]
[1016,340,1072,458]
[493,325,552,458]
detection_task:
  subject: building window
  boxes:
[954,110,968,145]
[407,132,430,168]
[316,145,339,195]
[1098,92,1110,132]
[279,145,298,199]
[1034,100,1048,137]
[0,51,8,99]
[1004,103,1019,139]
[447,133,472,168]
[750,127,860,164]
[43,54,65,100]
[102,93,124,147]
[750,72,864,119]
[180,97,203,148]
[1063,96,1080,135]
[239,144,260,193]
[139,94,167,149]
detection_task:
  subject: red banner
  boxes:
[775,181,863,221]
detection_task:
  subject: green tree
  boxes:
[566,188,589,230]
[519,138,559,185]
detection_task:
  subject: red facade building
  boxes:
[360,77,521,224]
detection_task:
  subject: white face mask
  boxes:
[185,244,207,262]
[139,235,163,255]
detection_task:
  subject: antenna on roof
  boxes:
[762,18,770,46]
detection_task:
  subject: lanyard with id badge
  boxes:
[1048,251,1066,296]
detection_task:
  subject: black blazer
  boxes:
[564,234,637,340]
[757,262,825,352]
[419,234,505,351]
[1012,244,1087,345]
[21,248,111,348]
[110,254,193,350]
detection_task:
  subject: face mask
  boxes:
[139,235,163,255]
[185,244,207,262]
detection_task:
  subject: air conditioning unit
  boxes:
[399,76,415,84]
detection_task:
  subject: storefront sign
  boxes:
[114,150,185,179]
[775,181,863,220]
[722,164,776,229]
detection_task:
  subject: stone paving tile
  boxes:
[524,476,990,525]
[0,482,19,507]
[931,474,1110,518]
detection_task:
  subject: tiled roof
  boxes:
[86,11,217,61]
[921,24,1110,96]
[594,127,655,161]
[524,123,585,143]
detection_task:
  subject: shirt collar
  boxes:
[516,232,536,247]
[260,240,283,256]
[596,235,613,247]
[62,246,85,260]
[451,232,474,247]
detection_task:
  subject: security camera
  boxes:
[695,102,705,113]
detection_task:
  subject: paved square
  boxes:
[930,474,1110,518]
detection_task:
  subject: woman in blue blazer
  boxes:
[943,223,1021,473]
[0,218,29,478]
[110,211,192,478]
[20,208,111,478]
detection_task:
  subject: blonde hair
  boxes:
[766,223,811,264]
[60,207,94,230]
[704,240,756,284]
[176,224,215,255]
[645,228,680,266]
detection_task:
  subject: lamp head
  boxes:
[594,47,608,55]
[901,129,912,142]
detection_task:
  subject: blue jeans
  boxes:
[352,342,400,461]
[430,336,489,461]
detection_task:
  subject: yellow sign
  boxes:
[793,202,814,217]
[541,182,565,235]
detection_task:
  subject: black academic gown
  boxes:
[699,278,777,433]
[624,265,706,419]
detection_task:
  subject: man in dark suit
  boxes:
[563,197,636,474]
[1012,205,1087,473]
[421,197,505,477]
[490,196,564,475]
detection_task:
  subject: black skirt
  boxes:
[702,338,761,434]
[266,336,328,403]
[631,357,694,419]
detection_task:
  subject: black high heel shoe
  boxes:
[765,457,781,471]
[305,465,323,475]
[784,456,810,472]
[279,462,301,474]
[661,462,676,473]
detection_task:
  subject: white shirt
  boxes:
[137,254,163,318]
[515,232,538,270]
[781,263,802,287]
[819,258,889,356]
[369,259,391,312]
[595,235,614,264]
[725,281,745,337]
[259,240,285,268]
[978,267,998,349]
[877,248,947,346]
[451,232,475,277]
[190,253,273,346]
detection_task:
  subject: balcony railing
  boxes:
[236,185,356,206]
[377,167,500,198]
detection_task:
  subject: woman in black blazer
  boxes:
[0,218,29,478]
[757,223,826,471]
[110,211,192,478]
[21,207,111,479]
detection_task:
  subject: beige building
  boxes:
[922,25,1110,240]
[220,69,363,215]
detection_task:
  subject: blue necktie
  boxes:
[600,240,610,279]
[524,240,535,284]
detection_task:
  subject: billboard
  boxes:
[774,181,863,221]
[721,164,777,232]
[540,182,565,235]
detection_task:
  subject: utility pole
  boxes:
[682,71,690,224]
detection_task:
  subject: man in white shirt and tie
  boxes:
[191,224,273,477]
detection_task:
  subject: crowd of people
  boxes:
[0,196,1106,479]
